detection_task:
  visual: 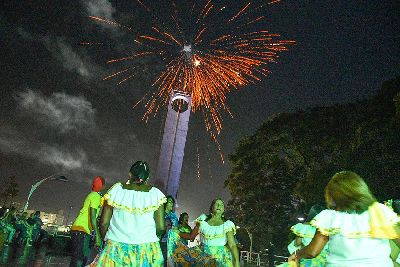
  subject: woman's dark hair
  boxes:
[178,212,188,225]
[206,198,226,222]
[164,195,175,211]
[306,204,325,222]
[129,161,150,183]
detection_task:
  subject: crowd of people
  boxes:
[69,161,240,267]
[0,208,44,247]
[67,162,400,267]
[4,161,398,267]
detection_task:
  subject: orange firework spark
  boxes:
[83,0,295,139]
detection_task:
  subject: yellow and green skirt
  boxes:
[202,244,234,267]
[90,239,164,267]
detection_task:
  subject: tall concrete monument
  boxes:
[155,91,191,199]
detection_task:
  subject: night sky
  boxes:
[1,0,399,223]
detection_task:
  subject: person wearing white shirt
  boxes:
[288,171,400,267]
[89,161,167,267]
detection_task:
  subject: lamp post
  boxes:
[66,205,73,226]
[23,175,68,212]
[237,226,253,262]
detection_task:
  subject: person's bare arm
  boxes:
[179,223,199,241]
[288,231,328,262]
[99,202,113,240]
[90,207,102,246]
[154,204,165,238]
[227,231,240,267]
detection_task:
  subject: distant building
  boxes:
[27,210,65,225]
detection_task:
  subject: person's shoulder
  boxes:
[224,219,236,228]
[195,214,208,223]
[375,202,394,212]
[315,208,336,218]
[149,186,162,193]
[149,186,166,198]
[108,182,123,191]
[87,191,101,199]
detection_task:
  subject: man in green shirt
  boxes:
[69,176,105,267]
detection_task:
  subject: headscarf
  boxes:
[92,176,105,192]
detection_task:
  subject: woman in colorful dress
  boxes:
[282,204,327,267]
[90,161,166,267]
[288,171,400,267]
[178,213,192,245]
[167,210,217,267]
[181,198,240,267]
[161,196,178,267]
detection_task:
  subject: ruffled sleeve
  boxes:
[195,213,208,223]
[290,223,316,238]
[103,182,167,214]
[224,220,236,235]
[310,209,341,236]
[311,204,400,239]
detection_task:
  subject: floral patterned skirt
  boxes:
[202,244,234,267]
[90,239,164,267]
[167,229,216,267]
[276,251,326,267]
[300,250,326,267]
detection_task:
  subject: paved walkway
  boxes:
[0,244,70,267]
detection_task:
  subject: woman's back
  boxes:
[104,182,166,244]
[312,204,398,266]
[329,233,391,266]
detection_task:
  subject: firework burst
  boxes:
[83,0,295,139]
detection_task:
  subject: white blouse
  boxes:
[196,214,236,246]
[311,203,399,267]
[104,182,166,244]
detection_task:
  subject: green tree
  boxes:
[2,176,19,207]
[226,77,400,254]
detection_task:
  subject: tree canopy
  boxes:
[226,77,400,253]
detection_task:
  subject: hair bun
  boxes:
[129,161,150,181]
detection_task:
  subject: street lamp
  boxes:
[297,216,305,222]
[23,175,68,212]
[237,226,253,262]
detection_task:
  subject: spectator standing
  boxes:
[14,211,32,246]
[69,176,105,267]
[31,211,43,244]
[0,207,17,245]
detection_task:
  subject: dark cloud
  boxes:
[16,89,96,133]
